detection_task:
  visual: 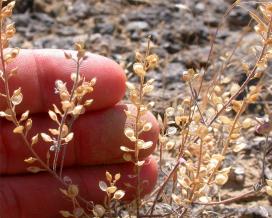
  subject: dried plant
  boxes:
[0,1,97,217]
[121,37,159,216]
[40,43,96,176]
[98,172,125,217]
[2,0,272,217]
[145,1,272,217]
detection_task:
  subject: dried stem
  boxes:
[207,101,246,184]
[194,189,258,206]
[58,58,81,177]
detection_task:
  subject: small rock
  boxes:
[94,23,115,35]
[194,3,205,13]
[32,13,55,28]
[55,26,79,36]
[126,21,149,32]
[204,14,219,27]
[164,62,185,84]
[227,8,251,30]
[68,0,91,19]
[163,43,181,54]
[14,0,33,13]
[234,166,246,184]
[14,13,32,27]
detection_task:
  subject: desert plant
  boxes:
[1,0,272,217]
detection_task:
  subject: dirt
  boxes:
[11,0,272,217]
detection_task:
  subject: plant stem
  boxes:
[207,101,246,184]
[58,58,81,177]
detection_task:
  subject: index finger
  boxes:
[0,49,126,114]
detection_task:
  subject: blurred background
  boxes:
[11,0,258,110]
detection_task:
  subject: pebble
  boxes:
[126,21,150,32]
[194,3,205,13]
[227,8,251,30]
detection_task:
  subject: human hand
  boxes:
[0,49,159,218]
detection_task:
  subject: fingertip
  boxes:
[0,49,126,113]
[32,49,127,111]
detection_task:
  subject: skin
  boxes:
[0,50,159,218]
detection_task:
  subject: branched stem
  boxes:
[58,58,81,177]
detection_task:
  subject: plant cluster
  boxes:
[1,0,272,217]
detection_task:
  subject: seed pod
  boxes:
[133,62,146,77]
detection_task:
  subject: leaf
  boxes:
[48,110,58,122]
[133,62,146,77]
[67,184,79,198]
[138,141,153,150]
[24,157,37,164]
[120,146,134,152]
[27,166,45,173]
[53,104,62,115]
[90,77,97,86]
[19,110,29,122]
[99,181,107,192]
[72,105,84,116]
[4,109,15,121]
[93,204,105,217]
[59,210,72,217]
[25,119,32,131]
[265,186,272,196]
[105,171,112,182]
[242,118,253,129]
[135,160,145,166]
[106,186,117,194]
[113,190,125,200]
[126,82,135,90]
[114,173,121,181]
[165,107,175,116]
[266,179,272,187]
[142,122,152,131]
[0,111,8,117]
[124,128,134,138]
[215,173,228,185]
[31,134,39,146]
[60,124,69,137]
[123,153,132,162]
[13,125,24,134]
[143,84,154,94]
[11,87,23,106]
[84,99,93,107]
[64,132,74,143]
[41,133,53,142]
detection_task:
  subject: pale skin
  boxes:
[0,49,159,218]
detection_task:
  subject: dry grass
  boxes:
[1,0,272,217]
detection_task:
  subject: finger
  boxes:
[0,104,159,174]
[0,49,126,114]
[0,157,157,218]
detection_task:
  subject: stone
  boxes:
[126,21,149,32]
